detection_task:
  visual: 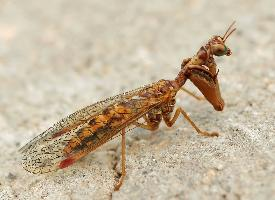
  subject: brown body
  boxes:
[20,22,236,191]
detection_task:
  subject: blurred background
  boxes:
[0,0,274,199]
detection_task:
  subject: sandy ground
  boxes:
[0,0,274,199]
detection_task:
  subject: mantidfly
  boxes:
[20,22,236,191]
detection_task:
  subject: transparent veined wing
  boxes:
[20,80,168,174]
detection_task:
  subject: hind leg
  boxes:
[114,128,126,191]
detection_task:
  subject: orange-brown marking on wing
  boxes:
[78,128,92,140]
[114,104,132,114]
[64,136,82,154]
[62,113,112,155]
[109,104,132,127]
[62,88,166,158]
[51,121,84,139]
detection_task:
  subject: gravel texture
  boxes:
[0,0,274,199]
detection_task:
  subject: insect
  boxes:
[20,22,236,191]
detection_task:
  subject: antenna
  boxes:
[222,21,236,42]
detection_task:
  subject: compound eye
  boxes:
[213,44,227,56]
